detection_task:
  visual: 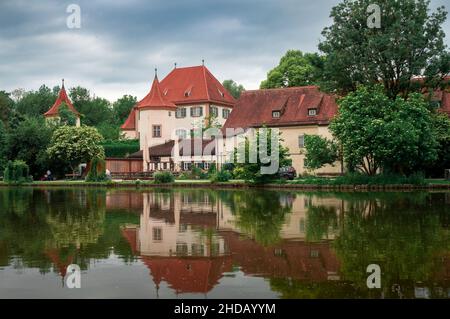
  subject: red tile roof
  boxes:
[120,106,137,130]
[160,65,236,107]
[223,86,338,130]
[44,83,79,117]
[137,76,177,110]
[142,256,233,294]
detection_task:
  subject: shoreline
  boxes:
[1,180,449,191]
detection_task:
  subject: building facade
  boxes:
[219,86,342,176]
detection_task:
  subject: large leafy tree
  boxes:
[260,50,324,89]
[222,79,245,99]
[0,121,7,172]
[426,113,450,177]
[113,94,137,125]
[303,135,339,171]
[0,91,14,125]
[319,0,449,98]
[233,128,291,184]
[15,85,57,117]
[6,117,53,177]
[47,125,105,175]
[329,85,437,175]
[69,86,114,127]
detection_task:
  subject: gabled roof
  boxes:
[137,75,177,110]
[159,65,236,107]
[44,81,79,117]
[120,106,137,130]
[223,86,338,130]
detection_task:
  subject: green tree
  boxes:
[303,135,339,171]
[58,103,77,126]
[15,85,57,117]
[47,125,105,175]
[0,91,14,125]
[319,0,449,98]
[113,95,137,125]
[233,128,291,184]
[260,50,324,89]
[329,85,437,175]
[426,112,450,177]
[6,117,53,177]
[222,79,245,99]
[0,121,7,172]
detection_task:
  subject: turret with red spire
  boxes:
[44,79,81,126]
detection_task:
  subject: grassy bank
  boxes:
[0,177,449,190]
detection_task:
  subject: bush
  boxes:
[154,171,175,184]
[85,158,107,182]
[292,172,426,186]
[178,167,208,180]
[3,160,32,184]
[101,139,139,158]
[210,170,232,183]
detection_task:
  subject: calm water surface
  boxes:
[0,187,449,299]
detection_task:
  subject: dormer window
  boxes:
[308,108,317,116]
[272,111,281,118]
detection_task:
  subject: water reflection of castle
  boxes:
[116,191,342,294]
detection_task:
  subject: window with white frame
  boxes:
[152,227,162,241]
[176,107,187,118]
[176,129,187,139]
[152,125,161,138]
[190,106,203,117]
[308,108,317,116]
[272,110,281,118]
[298,135,305,148]
[222,108,230,119]
[209,106,218,117]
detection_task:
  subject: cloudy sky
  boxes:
[1,0,449,101]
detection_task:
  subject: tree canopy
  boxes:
[47,125,105,174]
[329,85,438,175]
[222,79,245,99]
[319,0,449,98]
[260,50,324,89]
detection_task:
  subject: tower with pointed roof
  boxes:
[120,64,236,141]
[44,79,81,127]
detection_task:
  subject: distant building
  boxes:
[44,79,80,127]
[220,86,341,176]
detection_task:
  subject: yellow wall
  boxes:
[279,125,342,175]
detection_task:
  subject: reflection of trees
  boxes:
[270,278,369,299]
[45,190,106,249]
[0,188,52,272]
[333,193,450,298]
[305,204,338,242]
[230,190,292,246]
[0,188,139,273]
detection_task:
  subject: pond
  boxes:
[0,187,449,299]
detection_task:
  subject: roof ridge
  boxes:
[243,86,319,94]
[202,65,211,101]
